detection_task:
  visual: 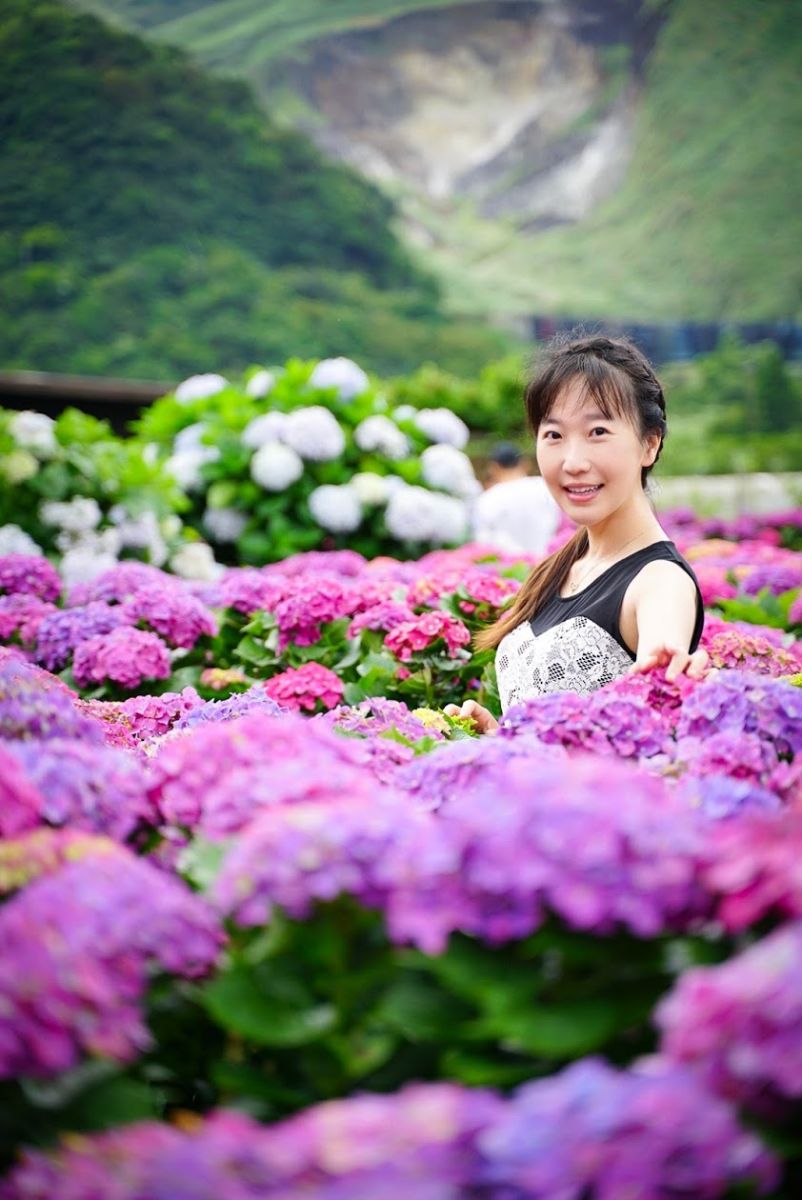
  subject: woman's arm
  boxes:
[628,560,708,682]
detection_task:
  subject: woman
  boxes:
[445,335,707,734]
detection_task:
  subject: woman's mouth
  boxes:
[563,484,602,502]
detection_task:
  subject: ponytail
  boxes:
[474,528,589,652]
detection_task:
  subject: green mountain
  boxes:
[0,0,510,379]
[70,0,802,323]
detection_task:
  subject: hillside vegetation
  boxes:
[71,0,802,323]
[0,0,510,378]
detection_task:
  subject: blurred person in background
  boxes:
[471,441,561,556]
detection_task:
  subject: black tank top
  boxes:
[531,540,704,657]
[494,540,704,711]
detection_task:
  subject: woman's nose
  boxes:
[562,443,591,472]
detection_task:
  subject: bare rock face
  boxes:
[279,1,646,230]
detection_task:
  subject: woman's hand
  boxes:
[630,644,709,682]
[443,700,500,735]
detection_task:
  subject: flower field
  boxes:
[1,499,802,1198]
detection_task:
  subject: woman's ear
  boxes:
[642,432,662,467]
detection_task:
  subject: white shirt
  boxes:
[470,475,560,557]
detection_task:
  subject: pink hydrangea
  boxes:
[0,555,61,602]
[273,575,359,649]
[121,583,217,648]
[263,663,344,712]
[217,568,289,615]
[385,611,471,661]
[0,594,57,647]
[348,600,416,637]
[73,626,172,691]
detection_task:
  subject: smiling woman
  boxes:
[447,335,706,731]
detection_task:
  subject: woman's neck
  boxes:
[583,499,665,560]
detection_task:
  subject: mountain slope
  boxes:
[71,0,802,322]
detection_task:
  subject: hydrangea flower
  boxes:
[308,355,369,400]
[741,563,802,595]
[0,594,56,647]
[68,561,168,606]
[658,920,802,1109]
[263,663,344,712]
[165,446,219,490]
[353,415,410,460]
[73,626,172,691]
[675,670,802,759]
[701,616,802,676]
[244,367,275,398]
[34,601,131,671]
[150,711,382,837]
[216,568,289,615]
[0,745,44,838]
[241,411,288,449]
[171,421,210,455]
[250,440,304,490]
[702,809,802,930]
[40,496,102,534]
[350,471,393,505]
[111,688,202,740]
[0,848,223,1077]
[308,484,363,533]
[386,487,468,544]
[348,599,416,637]
[169,542,223,582]
[385,611,471,661]
[282,406,345,461]
[8,410,57,456]
[174,373,228,403]
[0,554,61,602]
[202,506,247,544]
[0,828,119,895]
[273,574,358,648]
[420,444,480,497]
[0,525,41,557]
[477,1056,777,1198]
[173,687,283,730]
[5,738,154,841]
[121,583,217,648]
[413,407,470,448]
[0,652,103,742]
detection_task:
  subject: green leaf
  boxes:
[201,965,336,1047]
[373,974,472,1042]
[472,998,621,1058]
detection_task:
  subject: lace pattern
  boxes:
[495,616,634,712]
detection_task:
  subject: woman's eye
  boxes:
[542,430,560,441]
[590,427,609,437]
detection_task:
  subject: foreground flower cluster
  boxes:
[2,515,802,1194]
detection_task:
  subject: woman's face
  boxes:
[535,377,659,524]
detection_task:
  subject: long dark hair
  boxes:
[475,334,667,652]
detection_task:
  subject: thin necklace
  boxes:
[565,531,653,596]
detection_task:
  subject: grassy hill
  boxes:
[71,0,802,323]
[0,0,511,378]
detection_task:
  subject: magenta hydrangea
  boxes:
[741,562,802,596]
[216,567,289,615]
[702,809,802,930]
[0,846,223,1077]
[121,582,218,648]
[263,663,344,713]
[477,1056,777,1198]
[0,652,103,742]
[0,594,56,647]
[272,574,359,649]
[0,744,44,838]
[348,600,416,637]
[0,554,61,602]
[72,626,172,691]
[67,560,169,606]
[384,611,471,661]
[35,601,131,671]
[5,738,154,841]
[657,920,802,1109]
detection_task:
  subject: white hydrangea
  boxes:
[109,509,169,566]
[241,411,288,450]
[282,407,345,462]
[40,496,102,534]
[173,423,211,455]
[250,441,303,491]
[354,415,410,461]
[351,472,391,506]
[9,410,57,457]
[174,374,228,404]
[309,357,369,401]
[60,546,119,588]
[383,475,409,497]
[392,404,417,423]
[203,507,247,543]
[385,486,468,545]
[171,542,224,582]
[308,484,363,533]
[165,446,219,491]
[245,369,276,399]
[0,524,41,556]
[413,407,470,449]
[420,444,481,498]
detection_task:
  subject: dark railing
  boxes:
[0,370,174,433]
[530,317,802,363]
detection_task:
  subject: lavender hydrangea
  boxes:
[0,554,61,602]
[0,847,223,1078]
[0,652,103,742]
[477,1056,776,1198]
[67,560,168,607]
[173,687,284,730]
[658,920,802,1109]
[675,670,802,759]
[0,594,56,646]
[34,601,131,671]
[72,626,172,691]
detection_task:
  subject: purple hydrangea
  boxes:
[741,563,802,596]
[216,568,289,615]
[678,773,782,820]
[67,561,168,606]
[0,554,61,602]
[477,1056,777,1198]
[0,745,44,838]
[0,828,120,896]
[0,847,223,1077]
[0,652,104,742]
[320,697,442,744]
[173,687,284,731]
[121,582,217,648]
[150,711,389,837]
[675,670,802,759]
[703,809,802,931]
[5,738,154,841]
[658,920,802,1110]
[34,601,131,671]
[72,626,172,691]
